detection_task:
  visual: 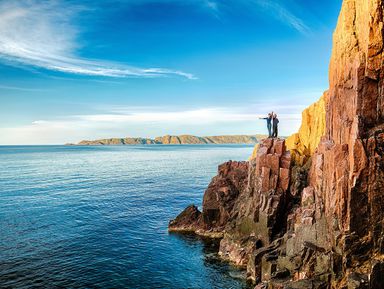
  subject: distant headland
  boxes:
[67,134,267,146]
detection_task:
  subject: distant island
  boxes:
[67,134,266,145]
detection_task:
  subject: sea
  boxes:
[0,145,255,289]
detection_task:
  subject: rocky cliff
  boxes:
[169,0,384,288]
[74,135,264,145]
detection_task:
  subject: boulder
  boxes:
[168,205,202,233]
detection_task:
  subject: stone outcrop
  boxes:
[169,160,249,238]
[202,161,249,232]
[219,139,291,267]
[169,0,384,288]
[168,205,202,233]
[169,138,292,263]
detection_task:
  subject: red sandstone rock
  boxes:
[278,168,290,191]
[219,138,292,264]
[261,167,271,192]
[273,139,286,157]
[280,151,291,169]
[301,187,315,207]
[202,161,249,231]
[168,160,249,236]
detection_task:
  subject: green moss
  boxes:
[238,218,257,236]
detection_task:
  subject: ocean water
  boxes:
[0,145,254,289]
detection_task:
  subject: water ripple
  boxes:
[0,145,253,289]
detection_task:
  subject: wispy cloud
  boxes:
[200,0,310,34]
[0,84,47,92]
[0,0,195,79]
[253,0,310,34]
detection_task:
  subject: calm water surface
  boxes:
[0,145,254,289]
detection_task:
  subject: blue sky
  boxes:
[0,0,342,144]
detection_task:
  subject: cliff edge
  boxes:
[169,0,384,288]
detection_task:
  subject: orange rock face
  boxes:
[286,94,326,165]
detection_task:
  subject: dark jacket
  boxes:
[273,118,279,127]
[263,117,272,125]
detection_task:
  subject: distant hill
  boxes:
[70,135,266,145]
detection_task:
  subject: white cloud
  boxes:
[77,108,300,123]
[254,0,310,34]
[0,84,46,91]
[0,106,303,145]
[0,0,195,79]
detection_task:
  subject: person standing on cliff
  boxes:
[259,112,273,137]
[272,113,279,138]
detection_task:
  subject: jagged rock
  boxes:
[169,139,292,268]
[168,205,202,233]
[217,139,291,280]
[168,161,249,237]
[202,161,249,231]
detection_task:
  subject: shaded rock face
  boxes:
[168,160,249,237]
[169,0,384,288]
[202,161,249,231]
